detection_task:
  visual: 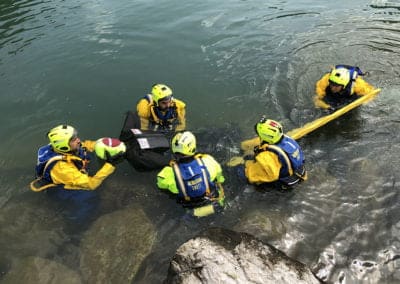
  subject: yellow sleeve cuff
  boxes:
[82,140,96,152]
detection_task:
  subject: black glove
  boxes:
[323,106,336,115]
[105,151,125,166]
[243,154,254,161]
[253,145,261,154]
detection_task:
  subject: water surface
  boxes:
[1,0,400,283]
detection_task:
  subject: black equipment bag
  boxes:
[120,111,171,171]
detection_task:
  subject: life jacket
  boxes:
[170,154,218,205]
[255,136,306,186]
[325,65,365,105]
[145,95,179,131]
[30,144,90,192]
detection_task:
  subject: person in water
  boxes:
[157,131,225,217]
[30,124,125,223]
[314,65,375,113]
[136,83,186,132]
[244,117,307,189]
[120,83,185,171]
[31,124,125,192]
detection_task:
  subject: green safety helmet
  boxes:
[255,117,283,144]
[329,67,350,87]
[171,131,196,156]
[47,124,77,153]
[151,84,173,105]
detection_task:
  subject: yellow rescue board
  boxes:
[287,88,381,140]
[235,88,381,164]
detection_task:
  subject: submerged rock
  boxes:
[2,256,82,284]
[234,208,288,245]
[0,201,67,262]
[165,227,320,284]
[80,207,156,283]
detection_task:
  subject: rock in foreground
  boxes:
[165,227,320,284]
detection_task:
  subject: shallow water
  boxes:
[1,0,400,283]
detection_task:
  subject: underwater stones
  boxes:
[0,201,67,261]
[234,208,287,244]
[80,207,156,283]
[2,256,82,284]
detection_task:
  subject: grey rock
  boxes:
[165,227,320,284]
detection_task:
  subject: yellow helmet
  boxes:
[151,84,173,105]
[47,124,77,153]
[171,131,196,156]
[329,68,350,87]
[255,117,283,144]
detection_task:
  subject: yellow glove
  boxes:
[227,156,245,167]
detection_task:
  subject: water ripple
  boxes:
[1,1,400,283]
[371,0,400,10]
[263,11,320,21]
[0,0,57,54]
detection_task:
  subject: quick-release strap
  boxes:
[30,179,57,192]
[171,161,190,201]
[42,155,64,175]
[267,145,294,176]
[30,155,65,192]
[196,157,211,197]
[150,106,161,125]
